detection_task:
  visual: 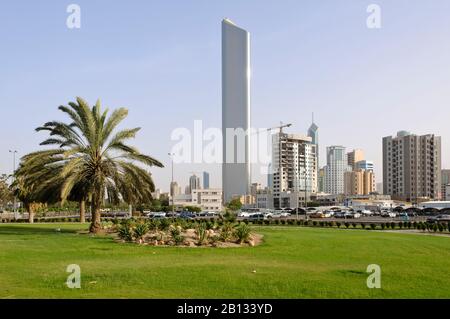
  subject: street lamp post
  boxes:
[9,150,18,219]
[168,153,175,214]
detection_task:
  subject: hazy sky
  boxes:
[1,0,450,192]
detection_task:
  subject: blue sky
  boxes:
[1,0,450,191]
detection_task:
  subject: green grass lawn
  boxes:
[1,223,450,299]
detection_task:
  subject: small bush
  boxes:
[336,222,341,228]
[133,223,149,242]
[381,223,386,230]
[118,224,133,242]
[220,222,234,242]
[345,222,350,229]
[360,223,366,230]
[390,222,396,229]
[234,223,252,244]
[196,223,208,245]
[352,223,357,228]
[370,224,376,230]
[312,221,318,227]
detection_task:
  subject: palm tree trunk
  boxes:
[79,199,86,223]
[27,204,35,224]
[89,197,102,233]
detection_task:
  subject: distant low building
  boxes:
[174,188,223,211]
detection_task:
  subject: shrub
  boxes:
[390,222,396,229]
[296,220,302,226]
[275,219,280,225]
[398,223,403,229]
[336,222,341,228]
[381,223,385,230]
[280,220,286,225]
[319,221,324,227]
[159,218,171,231]
[133,223,149,242]
[287,220,294,225]
[448,223,450,233]
[432,224,438,232]
[220,222,234,242]
[234,223,252,244]
[352,223,357,228]
[264,220,271,225]
[196,223,208,245]
[438,224,444,233]
[170,226,185,245]
[312,221,318,227]
[360,223,366,230]
[118,224,133,242]
[345,222,350,229]
[370,224,376,230]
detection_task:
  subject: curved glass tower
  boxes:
[222,19,251,203]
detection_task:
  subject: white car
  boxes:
[147,212,166,218]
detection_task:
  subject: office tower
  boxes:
[441,169,450,200]
[222,18,251,203]
[324,146,351,195]
[382,131,442,202]
[203,171,210,189]
[347,149,365,171]
[170,181,181,197]
[271,133,317,208]
[344,170,376,195]
[185,185,191,195]
[307,113,319,191]
[189,174,201,193]
[355,160,374,171]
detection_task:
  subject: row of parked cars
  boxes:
[144,211,220,219]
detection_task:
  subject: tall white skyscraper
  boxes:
[222,18,251,203]
[324,146,351,195]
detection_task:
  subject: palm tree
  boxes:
[18,97,163,232]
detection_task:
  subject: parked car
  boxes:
[381,211,396,218]
[147,212,166,219]
[179,212,196,219]
[334,211,346,218]
[348,212,361,219]
[309,212,325,218]
[427,215,450,223]
[248,213,267,220]
[165,212,180,218]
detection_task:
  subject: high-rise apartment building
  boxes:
[222,19,251,203]
[347,149,365,171]
[382,131,442,202]
[344,170,376,196]
[324,146,351,195]
[271,133,317,208]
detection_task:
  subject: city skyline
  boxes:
[2,1,450,193]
